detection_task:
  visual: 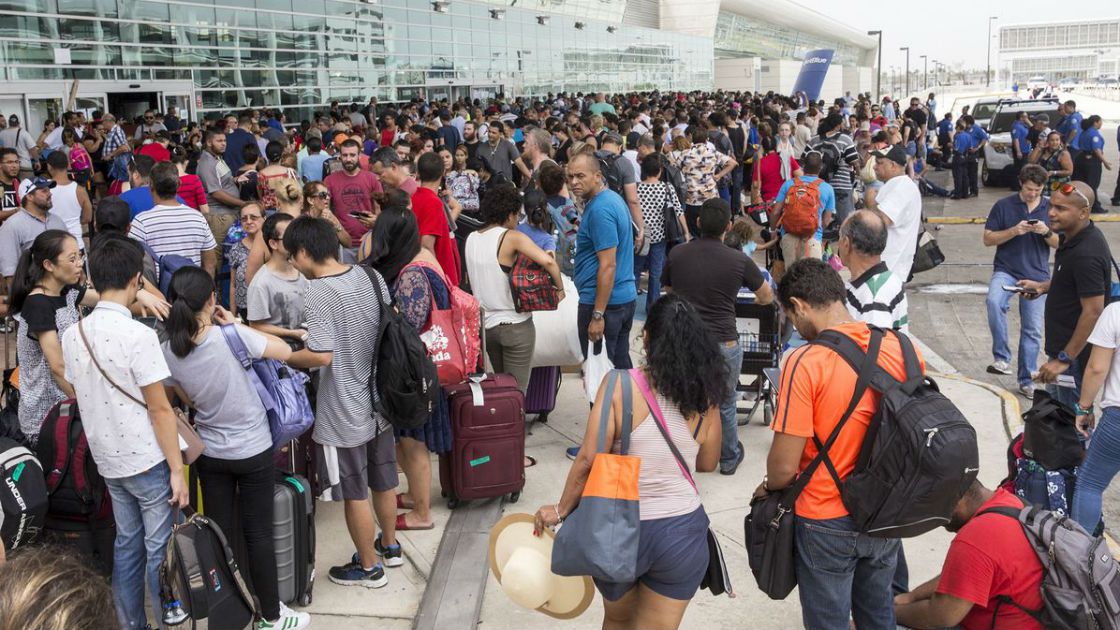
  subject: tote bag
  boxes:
[552,370,640,583]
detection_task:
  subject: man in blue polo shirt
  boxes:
[1010,111,1032,191]
[1057,100,1083,159]
[983,164,1058,398]
[965,115,988,197]
[951,120,977,199]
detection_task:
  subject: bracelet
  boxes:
[554,504,564,523]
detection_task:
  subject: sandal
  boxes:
[395,493,414,510]
[395,513,435,531]
[523,455,537,468]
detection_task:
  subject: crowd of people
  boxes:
[0,87,1116,630]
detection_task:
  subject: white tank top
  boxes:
[49,182,84,247]
[464,227,530,329]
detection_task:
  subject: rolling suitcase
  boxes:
[524,366,561,434]
[440,373,525,509]
[273,470,316,606]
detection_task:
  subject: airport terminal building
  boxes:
[1,0,876,128]
[999,18,1120,84]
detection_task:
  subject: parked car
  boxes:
[1058,77,1080,90]
[971,98,1001,131]
[981,97,1062,186]
[1026,76,1049,91]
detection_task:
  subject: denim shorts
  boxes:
[594,507,710,602]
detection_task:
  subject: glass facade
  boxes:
[1000,20,1120,51]
[713,10,864,66]
[0,0,713,122]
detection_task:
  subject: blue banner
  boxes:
[792,49,835,102]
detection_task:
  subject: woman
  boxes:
[1074,115,1111,214]
[754,130,803,203]
[62,127,93,194]
[302,180,350,248]
[1071,300,1120,534]
[446,145,480,214]
[517,190,557,254]
[228,203,264,320]
[172,145,208,212]
[533,294,724,630]
[244,180,304,289]
[257,141,298,213]
[464,182,563,393]
[634,153,686,312]
[366,203,454,531]
[160,267,310,630]
[1028,131,1074,195]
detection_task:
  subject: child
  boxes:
[724,217,777,257]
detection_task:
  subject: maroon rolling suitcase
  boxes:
[440,374,525,508]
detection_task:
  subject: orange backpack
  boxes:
[780,177,823,237]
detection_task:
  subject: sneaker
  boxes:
[720,441,746,476]
[374,534,404,568]
[566,446,580,460]
[1019,383,1036,399]
[328,560,387,588]
[987,360,1012,376]
[258,602,311,630]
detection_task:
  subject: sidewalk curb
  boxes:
[931,372,1023,440]
[930,215,1120,225]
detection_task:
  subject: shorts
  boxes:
[317,429,398,501]
[594,507,710,602]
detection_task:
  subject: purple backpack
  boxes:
[220,324,313,449]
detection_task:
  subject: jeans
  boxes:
[1072,406,1120,532]
[833,189,854,226]
[730,166,745,215]
[684,204,703,239]
[196,448,280,621]
[578,301,636,370]
[105,460,175,630]
[795,515,900,630]
[485,318,536,393]
[952,154,970,198]
[718,340,743,468]
[1046,356,1083,409]
[967,155,980,196]
[633,241,667,313]
[986,271,1046,387]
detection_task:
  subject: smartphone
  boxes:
[349,212,370,219]
[135,316,159,329]
[1002,285,1028,293]
[1027,219,1040,225]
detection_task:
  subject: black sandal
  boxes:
[523,455,538,468]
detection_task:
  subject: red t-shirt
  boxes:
[937,489,1044,630]
[136,142,170,163]
[757,152,800,202]
[176,174,207,211]
[411,187,460,287]
[325,169,383,242]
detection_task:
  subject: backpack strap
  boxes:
[594,370,633,456]
[218,324,276,416]
[813,327,917,395]
[630,368,699,494]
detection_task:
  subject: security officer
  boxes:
[963,115,988,197]
[951,119,977,199]
[1010,111,1032,191]
[1056,100,1083,159]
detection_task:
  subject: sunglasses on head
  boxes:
[1058,183,1092,209]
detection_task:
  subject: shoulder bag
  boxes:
[77,319,203,464]
[743,329,882,600]
[661,182,684,246]
[498,230,560,313]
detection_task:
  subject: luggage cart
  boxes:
[735,292,782,426]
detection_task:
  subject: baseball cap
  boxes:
[872,144,908,166]
[1032,114,1050,124]
[18,176,56,200]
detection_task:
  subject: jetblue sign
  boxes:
[792,49,835,102]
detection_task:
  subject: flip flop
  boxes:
[524,455,538,468]
[395,493,414,510]
[395,513,435,531]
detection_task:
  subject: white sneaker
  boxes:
[1019,383,1036,399]
[987,360,1012,375]
[258,602,311,630]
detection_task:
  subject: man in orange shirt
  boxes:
[757,258,924,629]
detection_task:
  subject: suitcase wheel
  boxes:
[762,401,773,426]
[299,592,312,607]
[508,491,520,504]
[537,412,549,424]
[447,497,460,510]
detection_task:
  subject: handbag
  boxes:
[743,329,881,600]
[910,221,945,278]
[499,230,561,313]
[78,319,204,464]
[661,183,684,246]
[398,261,472,385]
[552,370,641,582]
[630,368,733,597]
[1022,388,1085,470]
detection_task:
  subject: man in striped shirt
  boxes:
[128,161,217,277]
[838,210,909,333]
[802,113,861,225]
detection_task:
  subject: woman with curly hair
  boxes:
[533,293,725,630]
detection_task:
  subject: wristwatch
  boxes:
[1057,350,1073,364]
[591,310,605,321]
[1042,228,1054,239]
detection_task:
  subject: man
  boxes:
[793,111,813,155]
[771,151,835,265]
[904,98,928,162]
[662,198,773,475]
[436,110,461,152]
[462,120,481,163]
[950,120,977,200]
[707,112,735,204]
[761,258,922,630]
[1010,111,1032,191]
[60,237,188,630]
[0,115,38,180]
[1057,100,1083,158]
[803,113,861,225]
[300,135,330,183]
[588,93,615,116]
[326,139,383,243]
[1020,181,1113,408]
[93,196,158,287]
[936,113,954,167]
[135,130,171,163]
[0,177,68,281]
[964,115,988,198]
[412,152,461,286]
[476,124,526,182]
[672,126,738,238]
[983,165,1058,398]
[131,109,166,147]
[1028,114,1051,152]
[263,110,287,146]
[118,154,159,218]
[450,104,466,139]
[129,162,218,277]
[596,133,645,244]
[0,147,20,223]
[163,106,182,143]
[839,210,909,332]
[224,112,257,173]
[45,151,92,247]
[519,128,556,183]
[872,145,923,283]
[348,104,366,132]
[196,127,246,250]
[38,111,83,152]
[371,146,418,196]
[894,479,1043,630]
[284,216,400,589]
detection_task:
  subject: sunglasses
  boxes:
[314,192,330,200]
[1057,183,1092,209]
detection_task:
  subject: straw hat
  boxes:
[488,513,593,620]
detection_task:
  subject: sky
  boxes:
[804,0,1118,72]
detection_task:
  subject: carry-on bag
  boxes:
[525,365,562,422]
[273,470,316,607]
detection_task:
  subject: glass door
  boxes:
[163,93,192,123]
[27,97,64,137]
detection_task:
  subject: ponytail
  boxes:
[9,230,75,316]
[164,266,215,358]
[523,190,553,233]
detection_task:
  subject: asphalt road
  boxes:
[908,124,1120,528]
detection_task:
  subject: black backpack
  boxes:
[361,266,440,431]
[814,137,843,183]
[812,327,979,538]
[597,153,626,196]
[0,436,48,551]
[659,155,686,207]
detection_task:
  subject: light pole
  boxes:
[899,46,910,97]
[920,55,928,91]
[868,30,883,100]
[986,16,998,87]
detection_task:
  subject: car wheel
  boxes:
[982,160,997,186]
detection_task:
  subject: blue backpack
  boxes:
[219,324,314,449]
[138,241,197,296]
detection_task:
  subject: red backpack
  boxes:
[36,399,112,524]
[407,260,481,384]
[780,177,824,237]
